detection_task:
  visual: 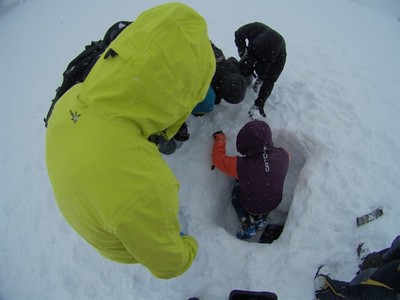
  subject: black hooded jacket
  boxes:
[235,22,286,102]
[210,42,245,104]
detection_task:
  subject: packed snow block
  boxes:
[229,289,278,300]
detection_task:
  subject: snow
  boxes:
[1,0,399,299]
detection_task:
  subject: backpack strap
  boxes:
[43,40,107,127]
[44,21,132,128]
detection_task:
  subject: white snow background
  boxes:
[1,0,399,299]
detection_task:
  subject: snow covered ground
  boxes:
[1,0,399,299]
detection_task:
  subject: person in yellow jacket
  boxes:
[45,3,215,279]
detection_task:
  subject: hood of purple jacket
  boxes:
[236,120,289,214]
[236,120,274,156]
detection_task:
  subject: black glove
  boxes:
[148,134,160,145]
[255,98,266,117]
[249,98,266,119]
[238,48,247,58]
[248,98,266,118]
[239,54,255,77]
[257,106,266,118]
[173,123,190,142]
[212,130,224,139]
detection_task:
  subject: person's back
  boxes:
[211,120,289,239]
[235,22,286,68]
[236,120,289,214]
[46,3,215,279]
[234,22,274,53]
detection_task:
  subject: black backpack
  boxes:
[44,21,131,127]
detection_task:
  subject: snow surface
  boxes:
[1,0,399,299]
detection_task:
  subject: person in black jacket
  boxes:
[158,42,246,154]
[211,42,246,106]
[314,235,400,299]
[190,42,246,116]
[234,22,286,118]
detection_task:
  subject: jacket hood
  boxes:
[250,28,284,63]
[78,2,215,139]
[236,120,274,156]
[219,73,246,104]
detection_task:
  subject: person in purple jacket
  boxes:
[211,120,290,239]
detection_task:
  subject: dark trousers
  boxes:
[231,185,247,221]
[346,235,400,299]
[345,260,400,299]
[231,184,267,222]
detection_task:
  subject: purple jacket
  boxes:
[236,120,289,214]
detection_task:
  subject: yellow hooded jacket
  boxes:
[46,3,215,279]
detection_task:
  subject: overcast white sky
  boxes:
[1,0,400,20]
[353,0,400,19]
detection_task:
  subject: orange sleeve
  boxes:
[212,134,238,179]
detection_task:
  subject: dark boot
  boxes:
[236,217,256,239]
